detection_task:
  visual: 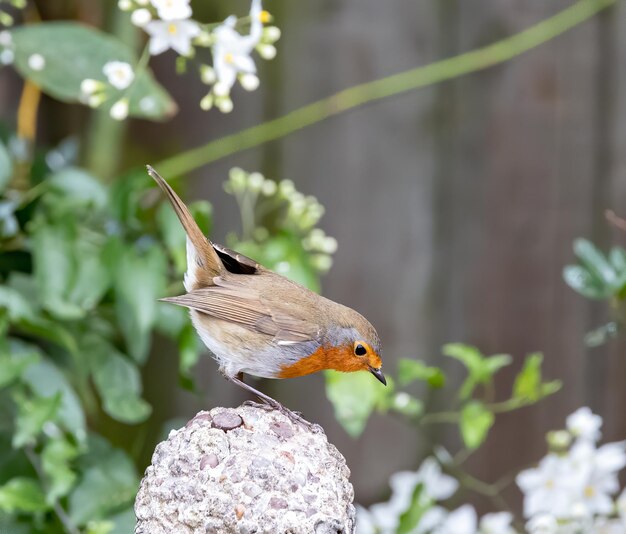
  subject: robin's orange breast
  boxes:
[278,344,363,378]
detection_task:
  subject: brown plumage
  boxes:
[148,166,385,422]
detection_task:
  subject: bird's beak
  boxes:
[369,367,387,386]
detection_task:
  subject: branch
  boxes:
[154,0,615,176]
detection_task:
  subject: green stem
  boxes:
[84,1,140,181]
[154,0,615,176]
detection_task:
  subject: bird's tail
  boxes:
[147,165,223,285]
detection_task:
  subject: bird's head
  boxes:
[327,312,385,385]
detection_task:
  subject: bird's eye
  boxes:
[354,343,367,356]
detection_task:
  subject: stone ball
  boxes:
[134,403,355,534]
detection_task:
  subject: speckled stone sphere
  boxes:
[134,403,355,534]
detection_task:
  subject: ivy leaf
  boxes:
[48,167,108,209]
[87,337,151,424]
[107,240,167,363]
[325,370,391,437]
[12,22,176,121]
[0,478,48,513]
[398,359,445,388]
[0,340,40,389]
[12,392,62,448]
[41,438,79,503]
[460,401,494,449]
[69,447,138,525]
[22,359,87,444]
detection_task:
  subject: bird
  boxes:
[147,165,385,424]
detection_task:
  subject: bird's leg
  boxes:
[224,372,312,428]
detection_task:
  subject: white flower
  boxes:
[118,0,132,10]
[0,49,13,65]
[80,78,106,98]
[240,73,259,91]
[516,453,587,519]
[150,0,191,21]
[617,487,626,521]
[110,98,129,120]
[567,407,602,442]
[416,506,449,534]
[28,53,45,71]
[355,505,376,534]
[256,43,276,59]
[103,61,135,90]
[131,8,152,26]
[0,30,12,47]
[415,457,459,501]
[367,458,458,534]
[145,19,200,55]
[568,440,626,517]
[211,0,264,95]
[432,505,477,534]
[200,65,216,84]
[216,96,233,113]
[526,513,559,534]
[479,512,514,534]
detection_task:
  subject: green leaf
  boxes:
[460,401,494,449]
[484,354,513,375]
[609,247,626,272]
[573,239,617,288]
[563,265,609,300]
[397,483,426,534]
[69,448,138,525]
[398,359,445,388]
[108,241,167,363]
[0,478,48,513]
[41,438,79,503]
[178,323,200,384]
[390,393,424,418]
[0,511,32,534]
[48,167,108,209]
[0,141,12,193]
[443,344,511,399]
[12,22,176,121]
[512,352,543,402]
[31,219,83,320]
[325,370,391,437]
[0,340,40,389]
[87,337,151,424]
[12,392,62,448]
[22,359,87,443]
[0,286,35,321]
[107,507,136,534]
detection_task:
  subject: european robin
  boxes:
[148,166,385,423]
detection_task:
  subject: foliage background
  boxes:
[2,0,626,525]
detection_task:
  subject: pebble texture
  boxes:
[134,403,356,534]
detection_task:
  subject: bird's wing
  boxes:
[161,278,320,346]
[212,243,260,275]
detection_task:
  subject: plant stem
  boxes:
[25,446,80,534]
[154,0,615,177]
[84,2,139,181]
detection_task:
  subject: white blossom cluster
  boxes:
[118,0,280,113]
[517,407,626,533]
[79,60,136,121]
[356,408,626,534]
[356,457,514,534]
[225,168,337,274]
